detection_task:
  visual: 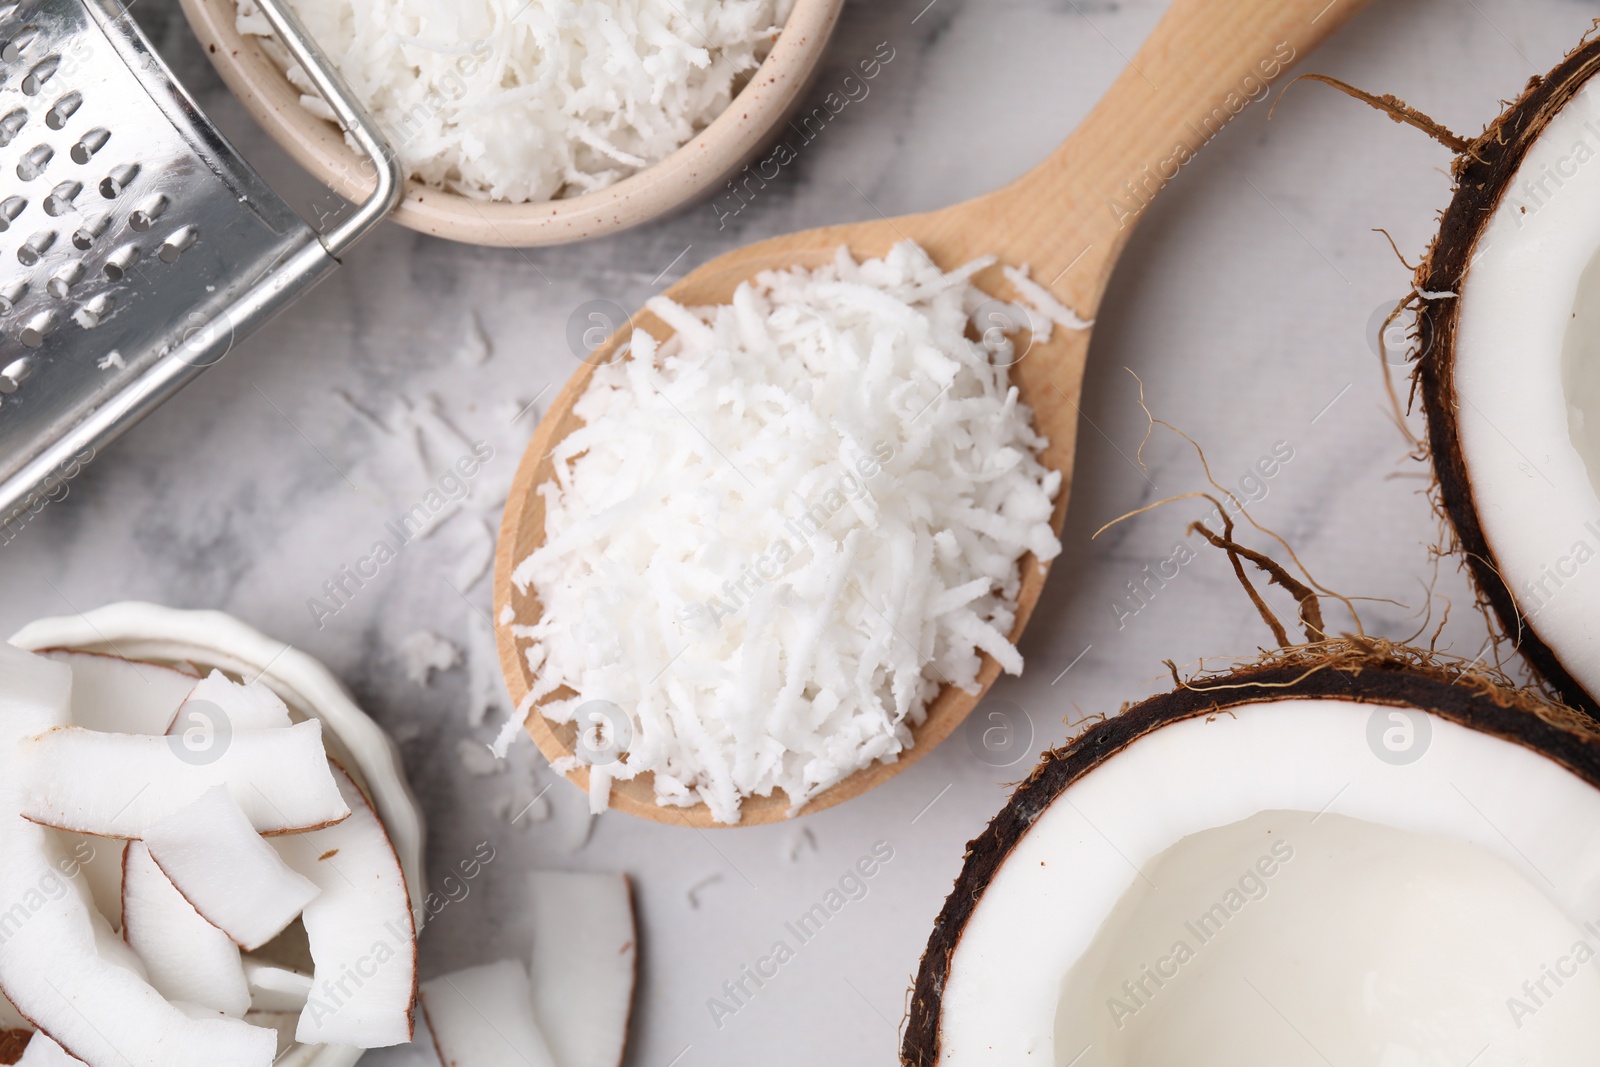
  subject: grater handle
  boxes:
[248,0,401,258]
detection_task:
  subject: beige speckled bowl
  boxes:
[178,0,845,246]
[10,602,425,1067]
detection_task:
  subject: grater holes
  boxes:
[0,280,24,315]
[15,142,49,180]
[42,179,78,216]
[103,244,138,282]
[71,212,107,249]
[19,309,54,347]
[1,24,36,62]
[46,260,82,298]
[1,357,30,389]
[70,127,106,164]
[0,196,23,232]
[0,108,24,148]
[73,293,110,329]
[158,226,196,263]
[44,90,79,130]
[99,162,136,198]
[20,53,55,95]
[16,228,52,265]
[128,194,168,231]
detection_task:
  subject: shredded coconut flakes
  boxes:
[237,0,794,202]
[501,242,1073,823]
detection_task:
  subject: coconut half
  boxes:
[1418,38,1600,711]
[904,648,1600,1065]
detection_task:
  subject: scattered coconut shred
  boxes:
[499,242,1078,824]
[236,0,794,201]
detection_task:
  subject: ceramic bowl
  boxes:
[10,601,425,1067]
[177,0,846,246]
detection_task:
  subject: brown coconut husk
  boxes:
[1410,38,1600,713]
[1269,42,1600,713]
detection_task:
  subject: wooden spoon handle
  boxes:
[989,0,1372,301]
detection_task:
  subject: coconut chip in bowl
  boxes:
[234,0,796,203]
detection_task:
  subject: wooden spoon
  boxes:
[494,0,1371,827]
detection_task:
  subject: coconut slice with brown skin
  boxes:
[17,721,349,837]
[168,672,294,735]
[273,764,416,1048]
[528,872,636,1067]
[0,642,275,1067]
[903,641,1600,1066]
[40,650,197,736]
[37,652,200,929]
[121,841,250,1017]
[1402,38,1600,713]
[419,960,558,1067]
[141,786,320,950]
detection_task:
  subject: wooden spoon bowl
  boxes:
[495,0,1370,827]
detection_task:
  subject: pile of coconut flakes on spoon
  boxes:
[499,241,1076,824]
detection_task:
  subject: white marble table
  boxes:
[3,0,1592,1063]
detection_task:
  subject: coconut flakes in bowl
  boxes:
[235,0,795,202]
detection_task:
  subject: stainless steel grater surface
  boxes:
[0,0,396,527]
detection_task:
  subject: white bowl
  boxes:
[9,602,426,1067]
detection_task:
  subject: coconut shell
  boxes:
[901,647,1600,1065]
[1417,38,1600,713]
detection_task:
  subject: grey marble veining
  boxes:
[1,1,1594,1064]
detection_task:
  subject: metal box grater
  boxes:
[0,0,397,530]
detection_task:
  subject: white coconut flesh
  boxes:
[33,653,200,931]
[528,871,636,1067]
[39,651,196,735]
[1452,74,1600,700]
[121,841,251,1018]
[241,960,313,1014]
[419,959,558,1067]
[15,1031,82,1066]
[1,644,418,1058]
[174,672,294,733]
[142,786,320,950]
[272,765,416,1048]
[936,698,1600,1066]
[17,721,350,837]
[0,645,276,1067]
